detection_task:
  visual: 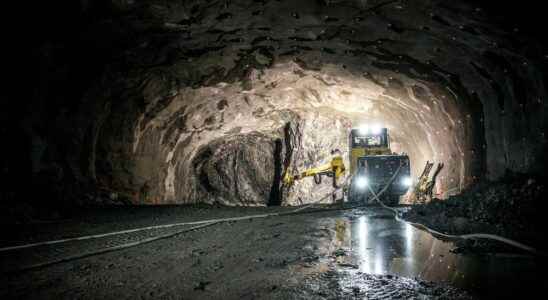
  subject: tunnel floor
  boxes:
[1,205,545,299]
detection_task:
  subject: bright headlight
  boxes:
[371,124,382,134]
[401,176,412,187]
[358,125,369,135]
[355,176,369,189]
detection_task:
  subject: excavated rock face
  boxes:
[12,0,548,206]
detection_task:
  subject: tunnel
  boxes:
[11,0,545,208]
[2,0,548,299]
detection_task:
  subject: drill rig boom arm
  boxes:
[283,156,345,188]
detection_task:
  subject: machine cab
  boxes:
[349,127,392,174]
[348,126,412,204]
[351,128,389,148]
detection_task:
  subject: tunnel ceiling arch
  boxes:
[30,0,547,205]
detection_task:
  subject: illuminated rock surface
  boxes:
[9,0,547,207]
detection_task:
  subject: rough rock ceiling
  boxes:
[23,0,548,206]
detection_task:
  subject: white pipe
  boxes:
[365,164,545,256]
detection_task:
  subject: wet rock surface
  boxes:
[403,172,548,253]
[334,273,472,299]
[1,206,477,299]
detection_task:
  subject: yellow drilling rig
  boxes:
[348,126,411,205]
[282,126,412,206]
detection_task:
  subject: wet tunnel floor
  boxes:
[0,205,545,299]
[331,208,546,299]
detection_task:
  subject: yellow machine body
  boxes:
[348,127,412,204]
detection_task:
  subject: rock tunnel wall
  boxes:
[8,0,548,207]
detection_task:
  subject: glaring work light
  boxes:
[401,176,412,187]
[355,176,369,189]
[358,125,369,135]
[371,124,382,135]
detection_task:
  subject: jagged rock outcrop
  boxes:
[191,132,280,206]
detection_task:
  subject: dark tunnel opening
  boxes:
[3,0,548,299]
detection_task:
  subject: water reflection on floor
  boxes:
[332,208,545,298]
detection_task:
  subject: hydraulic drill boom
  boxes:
[283,156,346,188]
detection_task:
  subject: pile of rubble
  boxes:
[402,172,547,253]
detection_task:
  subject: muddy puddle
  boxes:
[327,208,545,299]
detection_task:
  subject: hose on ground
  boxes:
[5,165,543,273]
[0,212,280,253]
[9,222,218,273]
[4,204,352,273]
[2,176,354,272]
[365,163,546,256]
[0,175,352,254]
